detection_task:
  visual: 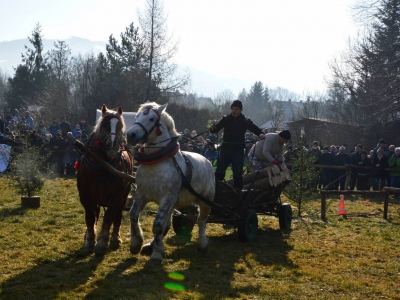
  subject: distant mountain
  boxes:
[0,37,254,98]
[0,36,107,75]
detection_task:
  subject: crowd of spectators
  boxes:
[0,109,91,176]
[283,139,400,195]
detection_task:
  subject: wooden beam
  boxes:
[73,140,136,183]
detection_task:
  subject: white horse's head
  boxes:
[126,102,178,145]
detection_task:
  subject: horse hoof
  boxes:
[109,239,122,250]
[140,243,153,256]
[148,258,162,265]
[197,246,208,254]
[84,247,94,254]
[94,245,107,256]
[130,245,142,255]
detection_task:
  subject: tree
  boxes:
[269,101,285,130]
[6,23,49,110]
[327,0,400,130]
[43,40,72,121]
[0,68,9,111]
[209,89,235,116]
[91,23,149,111]
[138,0,189,100]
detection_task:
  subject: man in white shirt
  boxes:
[249,130,291,170]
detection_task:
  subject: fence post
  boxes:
[321,192,326,220]
[383,192,389,219]
[344,165,350,191]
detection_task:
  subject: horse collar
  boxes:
[134,137,179,165]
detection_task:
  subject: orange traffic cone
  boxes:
[338,194,346,215]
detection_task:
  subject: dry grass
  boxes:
[0,174,400,299]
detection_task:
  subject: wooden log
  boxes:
[383,187,400,193]
[73,140,136,183]
[243,177,275,190]
[226,167,271,186]
[320,190,387,195]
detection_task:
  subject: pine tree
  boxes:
[6,23,49,110]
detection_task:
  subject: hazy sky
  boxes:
[0,0,359,96]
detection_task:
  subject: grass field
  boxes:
[1,174,400,299]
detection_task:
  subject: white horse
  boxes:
[126,102,215,262]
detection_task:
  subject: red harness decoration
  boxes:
[136,143,180,165]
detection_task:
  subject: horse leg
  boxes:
[130,195,146,255]
[196,202,212,253]
[94,207,115,256]
[141,213,171,256]
[83,207,96,254]
[149,198,176,262]
[109,208,123,250]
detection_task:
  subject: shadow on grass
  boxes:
[0,206,28,219]
[74,227,295,299]
[0,224,294,299]
[0,250,108,300]
[165,226,295,299]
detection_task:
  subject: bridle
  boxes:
[93,115,125,154]
[132,108,163,143]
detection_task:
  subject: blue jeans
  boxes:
[373,177,386,190]
[391,176,400,197]
[321,171,331,189]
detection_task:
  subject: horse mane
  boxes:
[93,107,126,135]
[138,102,179,138]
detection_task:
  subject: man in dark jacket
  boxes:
[209,100,264,189]
[49,131,66,175]
[349,144,363,190]
[372,139,390,158]
[316,146,335,189]
[357,150,372,190]
[59,117,71,138]
[78,119,91,136]
[334,146,350,190]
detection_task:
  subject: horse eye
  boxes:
[149,118,154,122]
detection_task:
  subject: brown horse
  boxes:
[77,104,134,255]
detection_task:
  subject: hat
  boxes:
[56,132,61,136]
[278,130,291,140]
[231,100,243,110]
[389,145,396,149]
[379,139,386,144]
[312,141,319,146]
[245,132,250,136]
[395,147,400,153]
[356,144,363,148]
[361,150,368,155]
[76,131,82,135]
[323,146,329,151]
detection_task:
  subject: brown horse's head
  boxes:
[93,104,126,158]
